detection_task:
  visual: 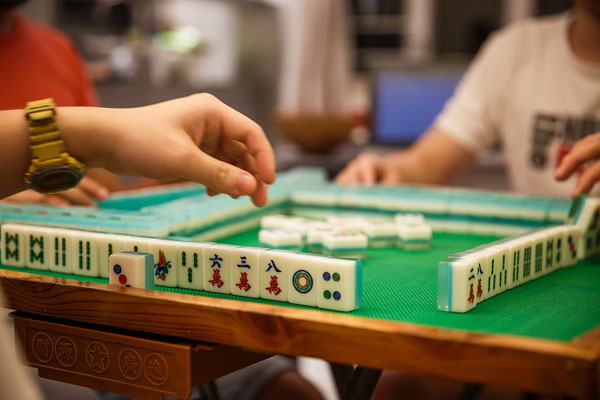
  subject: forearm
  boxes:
[385,127,476,184]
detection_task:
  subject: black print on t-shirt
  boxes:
[531,113,600,169]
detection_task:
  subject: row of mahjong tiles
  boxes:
[0,223,361,312]
[2,223,598,342]
[0,178,575,239]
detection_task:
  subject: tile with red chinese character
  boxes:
[203,244,238,294]
[230,247,263,298]
[258,249,292,302]
[149,239,178,287]
[176,242,209,291]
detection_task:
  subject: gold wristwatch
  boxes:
[24,98,85,194]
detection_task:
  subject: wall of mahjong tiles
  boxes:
[2,227,599,342]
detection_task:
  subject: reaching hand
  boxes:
[335,153,403,186]
[62,94,276,207]
[555,132,600,197]
[2,176,109,206]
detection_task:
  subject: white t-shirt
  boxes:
[436,13,600,197]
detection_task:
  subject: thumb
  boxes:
[181,149,257,197]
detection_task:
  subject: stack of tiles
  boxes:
[109,252,154,289]
[0,223,362,312]
[438,224,581,313]
[567,195,600,259]
[395,214,432,250]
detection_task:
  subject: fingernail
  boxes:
[236,173,254,194]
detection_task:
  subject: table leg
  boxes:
[330,362,382,400]
[199,381,220,400]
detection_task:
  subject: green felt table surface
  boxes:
[2,228,599,342]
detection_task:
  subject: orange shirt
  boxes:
[0,13,98,110]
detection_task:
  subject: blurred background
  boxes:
[20,0,572,189]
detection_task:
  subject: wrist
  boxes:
[57,107,116,169]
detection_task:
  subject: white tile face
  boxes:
[176,242,207,290]
[465,251,486,304]
[1,224,26,268]
[109,252,154,289]
[505,240,524,289]
[520,236,534,284]
[286,253,322,307]
[230,247,263,298]
[563,226,580,267]
[203,244,235,294]
[440,256,478,313]
[24,226,50,270]
[258,250,291,302]
[489,244,509,295]
[72,231,99,277]
[543,229,558,274]
[122,237,151,253]
[530,234,546,278]
[96,234,124,278]
[552,227,567,269]
[316,257,360,312]
[48,229,74,274]
[150,240,178,287]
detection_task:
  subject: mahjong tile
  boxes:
[504,239,523,288]
[122,237,152,253]
[562,226,580,267]
[258,249,292,302]
[487,244,509,295]
[316,257,361,312]
[96,234,125,278]
[464,251,486,304]
[150,240,178,287]
[48,228,74,274]
[530,233,547,279]
[72,231,99,277]
[24,226,50,270]
[259,229,302,250]
[203,244,237,294]
[551,227,567,269]
[437,256,478,313]
[176,242,207,290]
[109,252,154,289]
[1,223,26,268]
[230,247,263,298]
[520,235,534,284]
[541,228,558,274]
[286,253,323,307]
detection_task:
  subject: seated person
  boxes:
[337,0,600,198]
[0,95,323,400]
[337,2,600,399]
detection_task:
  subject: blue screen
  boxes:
[373,71,463,144]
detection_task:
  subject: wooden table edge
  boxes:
[2,270,599,399]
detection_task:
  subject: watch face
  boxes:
[30,165,84,194]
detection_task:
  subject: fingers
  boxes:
[572,160,600,196]
[555,133,600,181]
[175,147,258,199]
[55,188,98,207]
[78,176,110,200]
[202,95,275,184]
[335,154,379,185]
